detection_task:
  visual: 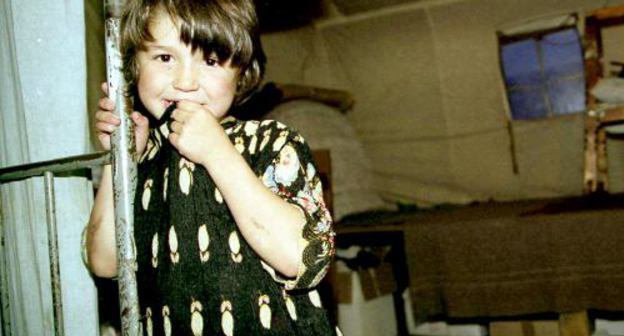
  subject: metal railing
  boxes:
[103,0,141,334]
[0,1,140,335]
[1,149,141,336]
[0,151,111,336]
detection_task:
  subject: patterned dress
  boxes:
[134,116,340,335]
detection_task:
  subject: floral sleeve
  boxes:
[253,120,335,290]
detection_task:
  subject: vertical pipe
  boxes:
[0,198,11,336]
[103,1,141,335]
[43,171,63,336]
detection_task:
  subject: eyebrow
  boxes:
[143,43,177,52]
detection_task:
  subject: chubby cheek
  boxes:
[137,65,163,95]
[137,89,165,120]
[203,76,238,118]
[136,65,169,117]
[207,96,235,119]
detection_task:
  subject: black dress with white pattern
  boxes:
[134,116,339,335]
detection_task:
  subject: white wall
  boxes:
[261,0,624,206]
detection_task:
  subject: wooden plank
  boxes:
[591,6,624,20]
[601,107,624,126]
[597,128,609,191]
[583,116,599,193]
[559,311,590,336]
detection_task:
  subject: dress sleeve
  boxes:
[257,123,335,290]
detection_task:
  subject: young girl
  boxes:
[86,0,339,335]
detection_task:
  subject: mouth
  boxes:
[153,101,177,128]
[164,99,177,108]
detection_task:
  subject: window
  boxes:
[499,27,586,120]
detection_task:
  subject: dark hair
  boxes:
[121,0,266,105]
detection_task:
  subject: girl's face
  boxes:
[136,10,239,121]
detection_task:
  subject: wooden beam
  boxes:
[600,107,624,126]
[583,115,599,193]
[591,6,624,20]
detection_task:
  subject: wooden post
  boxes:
[103,1,141,335]
[559,311,590,336]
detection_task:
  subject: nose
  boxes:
[173,63,199,92]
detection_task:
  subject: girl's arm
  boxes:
[86,85,150,277]
[200,134,305,278]
[169,102,333,282]
[86,164,118,277]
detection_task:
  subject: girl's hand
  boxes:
[94,82,149,155]
[168,100,225,165]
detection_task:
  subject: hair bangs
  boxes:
[162,1,255,68]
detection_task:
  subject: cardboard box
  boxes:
[333,270,352,303]
[359,262,396,300]
[489,320,559,336]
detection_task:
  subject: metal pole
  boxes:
[103,1,141,335]
[0,152,110,183]
[0,197,11,336]
[43,172,64,336]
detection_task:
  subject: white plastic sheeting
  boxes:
[0,0,98,335]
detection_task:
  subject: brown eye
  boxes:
[205,58,217,66]
[156,54,171,62]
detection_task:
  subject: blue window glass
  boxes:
[541,29,585,115]
[501,27,585,120]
